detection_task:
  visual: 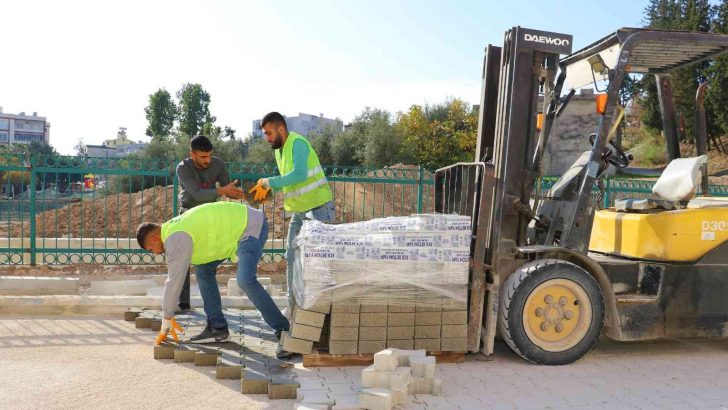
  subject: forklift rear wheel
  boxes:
[499,259,604,365]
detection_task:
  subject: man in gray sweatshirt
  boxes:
[137,201,289,344]
[174,135,245,312]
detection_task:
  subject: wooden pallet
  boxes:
[302,349,465,367]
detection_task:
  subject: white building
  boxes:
[252,112,343,138]
[0,107,50,145]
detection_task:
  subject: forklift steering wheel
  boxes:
[588,133,631,168]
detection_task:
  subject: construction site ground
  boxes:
[3,314,728,410]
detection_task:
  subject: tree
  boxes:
[330,130,364,166]
[244,138,275,164]
[705,0,728,136]
[177,83,215,137]
[74,139,87,157]
[224,126,236,140]
[144,88,177,140]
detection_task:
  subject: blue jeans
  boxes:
[195,218,290,332]
[286,201,335,307]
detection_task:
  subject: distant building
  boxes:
[0,107,51,145]
[85,127,147,158]
[252,112,343,138]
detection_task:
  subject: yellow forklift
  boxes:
[436,27,728,364]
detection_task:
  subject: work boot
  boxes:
[188,324,230,344]
[276,344,295,359]
[174,305,192,315]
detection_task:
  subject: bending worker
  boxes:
[249,112,335,310]
[136,201,289,344]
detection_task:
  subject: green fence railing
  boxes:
[0,154,434,265]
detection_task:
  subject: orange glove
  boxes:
[155,318,184,345]
[249,179,271,203]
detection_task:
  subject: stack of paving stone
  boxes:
[294,348,442,410]
[290,214,471,355]
[127,307,300,399]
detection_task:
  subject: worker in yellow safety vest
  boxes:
[249,112,335,312]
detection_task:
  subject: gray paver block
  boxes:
[294,308,326,328]
[291,323,323,342]
[360,304,387,313]
[387,312,415,326]
[332,303,360,313]
[440,337,467,352]
[359,340,387,354]
[150,319,162,332]
[174,345,198,363]
[0,276,80,295]
[414,339,441,351]
[395,349,426,367]
[153,343,176,359]
[281,331,314,354]
[441,310,468,324]
[387,339,414,350]
[387,326,414,340]
[441,324,467,338]
[124,307,144,321]
[194,351,219,366]
[415,312,441,326]
[373,348,398,372]
[409,355,436,379]
[387,304,415,313]
[135,316,152,329]
[441,298,468,311]
[306,301,332,314]
[415,325,441,339]
[331,312,360,327]
[329,340,359,355]
[359,387,393,410]
[241,370,270,394]
[330,326,359,341]
[359,326,387,341]
[360,312,388,327]
[268,381,299,399]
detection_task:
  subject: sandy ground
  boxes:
[0,316,290,410]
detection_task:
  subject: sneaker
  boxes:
[174,306,192,315]
[188,324,230,344]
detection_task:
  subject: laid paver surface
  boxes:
[1,314,728,409]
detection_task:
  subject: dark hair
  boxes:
[136,222,160,248]
[260,112,287,130]
[190,135,213,152]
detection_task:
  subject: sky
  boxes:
[1,0,652,155]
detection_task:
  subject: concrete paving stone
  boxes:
[135,316,153,329]
[150,319,162,332]
[360,313,388,327]
[174,345,198,363]
[331,394,360,410]
[215,358,243,380]
[391,385,409,406]
[267,381,299,399]
[394,349,426,367]
[374,349,399,372]
[414,325,441,339]
[296,404,329,410]
[329,340,358,355]
[387,326,414,340]
[332,303,360,313]
[414,339,440,351]
[387,339,414,350]
[440,338,467,352]
[90,279,157,296]
[124,307,145,321]
[359,387,393,410]
[153,342,177,359]
[329,327,358,341]
[296,387,327,400]
[440,325,467,339]
[241,368,271,394]
[0,276,80,295]
[291,323,323,342]
[294,308,327,327]
[194,351,219,366]
[359,326,387,341]
[282,331,314,354]
[441,298,468,311]
[361,304,388,313]
[331,313,360,327]
[441,310,468,325]
[413,394,456,409]
[414,312,441,326]
[359,340,387,354]
[387,312,415,326]
[299,390,336,406]
[326,382,357,395]
[390,367,412,390]
[363,365,393,388]
[415,297,442,312]
[387,304,415,313]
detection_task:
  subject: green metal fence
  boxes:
[0,155,434,265]
[3,153,728,266]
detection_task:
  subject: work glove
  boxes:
[155,318,184,345]
[249,179,271,203]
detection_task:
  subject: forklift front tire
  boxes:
[499,259,605,365]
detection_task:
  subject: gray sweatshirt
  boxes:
[176,157,230,210]
[161,206,265,318]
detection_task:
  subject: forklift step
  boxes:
[616,294,658,304]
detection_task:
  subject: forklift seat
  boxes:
[615,156,707,212]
